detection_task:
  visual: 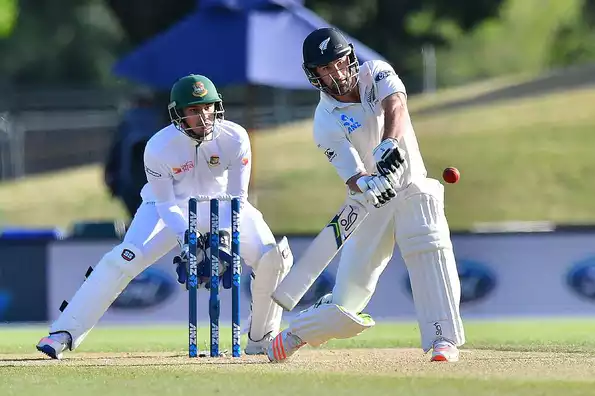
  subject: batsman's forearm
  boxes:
[346,172,369,193]
[381,92,409,142]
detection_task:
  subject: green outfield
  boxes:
[2,319,595,395]
[253,85,595,233]
[1,78,595,234]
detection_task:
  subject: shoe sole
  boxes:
[36,345,62,360]
[244,350,267,356]
[431,353,459,362]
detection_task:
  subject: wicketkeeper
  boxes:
[37,75,293,359]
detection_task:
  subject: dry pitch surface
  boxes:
[2,348,595,381]
[2,322,595,395]
[2,348,595,396]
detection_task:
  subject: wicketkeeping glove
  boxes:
[173,230,231,290]
[173,230,204,288]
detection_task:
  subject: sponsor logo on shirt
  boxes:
[375,70,394,82]
[241,157,249,166]
[340,114,362,133]
[144,166,162,178]
[172,160,194,174]
[324,148,336,162]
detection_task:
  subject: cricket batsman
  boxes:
[267,28,465,362]
[37,74,293,359]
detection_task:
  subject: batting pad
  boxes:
[288,303,375,347]
[395,178,465,351]
[50,243,146,349]
[249,237,293,340]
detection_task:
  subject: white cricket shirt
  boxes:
[141,120,251,240]
[313,60,427,187]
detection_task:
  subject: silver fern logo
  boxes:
[319,37,330,54]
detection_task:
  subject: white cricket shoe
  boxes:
[266,329,306,363]
[36,332,72,360]
[430,338,459,362]
[245,331,274,355]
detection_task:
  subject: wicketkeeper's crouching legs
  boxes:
[49,243,149,347]
[239,205,294,354]
[37,202,178,359]
[37,240,170,359]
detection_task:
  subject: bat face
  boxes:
[272,200,369,311]
[328,203,365,248]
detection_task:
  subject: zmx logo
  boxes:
[189,323,198,356]
[211,324,219,345]
[189,323,197,344]
[232,323,241,343]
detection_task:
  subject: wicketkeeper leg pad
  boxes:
[49,243,147,349]
[248,237,293,340]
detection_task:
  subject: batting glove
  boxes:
[372,138,406,188]
[353,174,396,208]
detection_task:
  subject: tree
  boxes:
[432,0,595,86]
[304,0,505,89]
[105,0,195,47]
[0,0,17,37]
[0,0,125,85]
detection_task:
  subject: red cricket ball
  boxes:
[442,167,460,184]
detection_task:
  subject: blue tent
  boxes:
[112,0,386,90]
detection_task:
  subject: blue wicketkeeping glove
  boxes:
[173,230,205,289]
[173,230,232,290]
[198,230,232,290]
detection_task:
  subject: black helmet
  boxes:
[302,27,359,96]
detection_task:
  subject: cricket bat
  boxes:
[271,200,369,311]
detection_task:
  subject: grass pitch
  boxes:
[1,319,595,395]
